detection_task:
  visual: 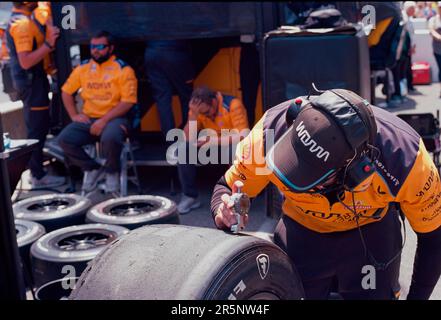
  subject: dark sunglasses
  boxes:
[90,44,109,50]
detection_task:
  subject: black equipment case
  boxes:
[261,25,371,110]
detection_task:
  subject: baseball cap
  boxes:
[267,94,361,192]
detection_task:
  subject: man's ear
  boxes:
[109,45,115,54]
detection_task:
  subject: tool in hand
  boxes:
[230,181,251,233]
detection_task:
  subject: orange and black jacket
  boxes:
[211,99,441,299]
[62,55,138,119]
[6,7,47,91]
[192,94,249,133]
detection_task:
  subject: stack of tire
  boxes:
[15,219,46,288]
[12,193,179,299]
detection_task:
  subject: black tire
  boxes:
[35,277,79,300]
[30,224,129,288]
[13,194,92,232]
[15,219,46,287]
[86,195,179,229]
[70,224,305,300]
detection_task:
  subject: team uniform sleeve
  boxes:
[118,66,138,104]
[224,116,271,198]
[9,19,33,53]
[396,139,441,233]
[229,99,249,131]
[61,65,82,95]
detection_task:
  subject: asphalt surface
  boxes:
[4,82,441,300]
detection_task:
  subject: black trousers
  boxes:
[274,205,403,300]
[145,44,194,136]
[20,74,51,179]
[57,117,129,173]
[176,142,235,197]
[434,52,441,82]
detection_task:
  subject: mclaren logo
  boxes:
[296,121,330,162]
[256,254,270,280]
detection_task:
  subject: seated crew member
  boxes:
[57,31,138,194]
[177,86,249,214]
[211,89,441,300]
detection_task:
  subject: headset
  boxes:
[286,87,405,271]
[285,88,379,192]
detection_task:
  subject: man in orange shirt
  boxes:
[6,1,64,189]
[177,86,249,214]
[211,89,441,299]
[57,31,138,194]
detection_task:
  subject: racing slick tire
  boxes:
[13,194,91,232]
[86,195,179,229]
[35,277,79,300]
[15,219,46,285]
[70,224,305,300]
[30,224,129,288]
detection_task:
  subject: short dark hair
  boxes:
[13,2,28,8]
[191,86,217,106]
[92,30,114,46]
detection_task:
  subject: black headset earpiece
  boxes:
[285,98,304,126]
[328,89,378,191]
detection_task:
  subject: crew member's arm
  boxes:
[429,17,441,41]
[210,117,271,230]
[396,141,441,299]
[217,98,250,146]
[90,66,138,136]
[61,65,89,123]
[12,19,59,70]
[183,98,202,141]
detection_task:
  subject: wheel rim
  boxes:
[27,199,73,212]
[52,230,117,251]
[104,201,162,217]
[16,224,27,236]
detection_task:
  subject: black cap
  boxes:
[267,102,355,192]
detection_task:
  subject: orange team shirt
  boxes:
[61,55,138,118]
[224,100,441,234]
[0,30,9,60]
[33,2,56,75]
[196,94,249,133]
[8,8,44,54]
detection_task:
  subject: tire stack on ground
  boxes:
[31,224,129,299]
[13,193,180,299]
[13,194,91,232]
[15,219,46,288]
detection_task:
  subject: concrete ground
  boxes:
[6,82,441,300]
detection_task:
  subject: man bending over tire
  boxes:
[211,89,441,300]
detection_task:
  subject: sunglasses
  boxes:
[90,44,109,50]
